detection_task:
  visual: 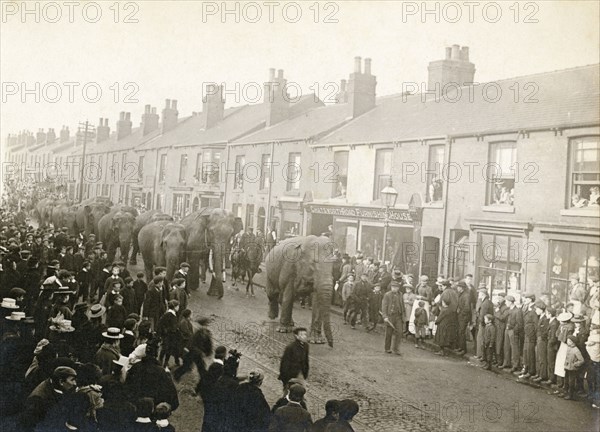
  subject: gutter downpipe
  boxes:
[266,140,276,233]
[440,135,452,276]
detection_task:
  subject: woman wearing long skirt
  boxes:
[435,300,458,356]
[554,312,575,395]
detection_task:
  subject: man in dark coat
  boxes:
[76,260,93,303]
[519,293,538,378]
[18,366,78,432]
[279,327,309,390]
[325,399,359,432]
[310,399,340,432]
[373,264,392,293]
[455,281,471,355]
[494,294,509,364]
[542,307,560,385]
[381,281,404,355]
[142,276,166,331]
[475,288,494,359]
[532,300,549,382]
[174,262,190,295]
[235,371,271,432]
[269,384,312,432]
[501,295,524,372]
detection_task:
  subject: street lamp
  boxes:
[381,178,398,264]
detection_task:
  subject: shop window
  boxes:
[179,154,188,183]
[373,149,393,201]
[476,233,523,296]
[332,151,349,198]
[232,203,242,218]
[184,195,190,216]
[448,229,470,279]
[568,136,600,208]
[261,154,271,190]
[486,142,516,206]
[234,155,245,190]
[548,240,600,307]
[286,152,301,191]
[426,145,445,203]
[283,221,301,239]
[334,220,358,256]
[159,154,167,183]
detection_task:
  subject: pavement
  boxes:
[165,264,599,432]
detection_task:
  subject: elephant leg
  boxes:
[267,280,280,321]
[129,236,139,265]
[317,286,334,347]
[187,252,201,291]
[310,292,325,344]
[278,279,295,331]
[144,261,154,285]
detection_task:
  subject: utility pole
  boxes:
[77,121,95,203]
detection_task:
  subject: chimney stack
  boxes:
[335,79,348,104]
[162,99,179,133]
[427,44,476,93]
[117,112,133,140]
[36,129,47,145]
[347,57,377,118]
[203,84,225,129]
[141,104,159,135]
[46,128,56,144]
[27,132,35,146]
[264,68,289,127]
[96,118,110,143]
[60,126,70,143]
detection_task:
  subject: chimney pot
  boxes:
[277,69,284,79]
[460,46,469,61]
[451,44,460,60]
[152,107,157,114]
[172,100,178,110]
[364,58,372,75]
[165,99,171,109]
[340,79,347,91]
[145,104,151,113]
[125,112,131,120]
[445,47,452,59]
[269,68,275,80]
[120,112,125,120]
[354,56,362,73]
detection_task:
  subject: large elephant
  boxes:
[63,205,80,236]
[130,210,174,265]
[180,208,243,291]
[265,235,335,346]
[97,206,138,264]
[138,221,187,282]
[35,198,55,227]
[76,202,112,237]
[50,200,71,229]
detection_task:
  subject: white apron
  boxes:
[554,342,568,377]
[408,300,431,335]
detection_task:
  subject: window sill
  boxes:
[482,205,515,214]
[422,202,444,209]
[560,207,600,218]
[285,190,300,197]
[258,189,268,195]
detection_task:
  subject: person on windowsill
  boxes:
[589,187,600,206]
[571,194,589,208]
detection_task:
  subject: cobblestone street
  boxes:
[167,270,599,432]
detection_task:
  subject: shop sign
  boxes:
[309,205,413,222]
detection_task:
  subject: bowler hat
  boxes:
[74,303,88,313]
[457,281,468,289]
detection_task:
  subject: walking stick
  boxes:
[379,311,397,331]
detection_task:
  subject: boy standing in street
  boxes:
[482,314,496,370]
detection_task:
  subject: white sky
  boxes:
[1,0,599,138]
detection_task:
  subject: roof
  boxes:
[233,99,352,144]
[315,64,600,145]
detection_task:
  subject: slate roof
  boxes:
[233,99,352,145]
[315,64,600,146]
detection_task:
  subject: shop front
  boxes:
[307,204,420,268]
[279,197,304,240]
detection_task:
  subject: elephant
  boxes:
[265,235,335,346]
[180,208,243,291]
[35,198,55,227]
[76,202,112,237]
[97,206,138,264]
[138,221,187,282]
[63,205,80,236]
[130,210,174,265]
[50,201,71,230]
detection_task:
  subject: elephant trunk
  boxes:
[119,232,132,265]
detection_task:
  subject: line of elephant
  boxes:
[35,199,243,291]
[35,199,334,343]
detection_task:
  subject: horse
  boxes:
[230,246,246,289]
[242,241,263,297]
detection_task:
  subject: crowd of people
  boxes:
[330,251,600,408]
[0,181,363,431]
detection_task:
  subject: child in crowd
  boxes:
[342,274,355,325]
[171,278,188,315]
[121,318,137,357]
[564,335,585,400]
[403,285,416,336]
[133,397,155,432]
[368,285,383,332]
[154,402,175,431]
[414,300,428,349]
[158,300,181,368]
[133,272,148,314]
[105,280,123,308]
[106,294,127,329]
[178,309,194,357]
[482,314,496,370]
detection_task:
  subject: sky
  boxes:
[1,0,599,139]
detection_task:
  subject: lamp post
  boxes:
[380,178,398,264]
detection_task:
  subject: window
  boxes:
[476,233,523,296]
[246,204,255,229]
[138,155,144,181]
[332,151,348,198]
[111,154,117,181]
[184,195,190,216]
[194,153,203,182]
[426,145,445,203]
[569,137,600,208]
[448,230,470,279]
[156,194,162,210]
[286,152,301,191]
[234,155,245,190]
[257,207,266,233]
[486,142,516,206]
[231,204,242,218]
[179,154,188,183]
[119,185,124,203]
[172,193,185,218]
[121,153,127,177]
[201,150,220,184]
[373,149,393,200]
[159,154,167,182]
[261,154,271,190]
[548,240,599,306]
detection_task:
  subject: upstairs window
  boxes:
[373,149,392,201]
[426,145,445,203]
[486,142,516,206]
[261,154,271,190]
[569,137,600,208]
[159,154,167,182]
[234,155,245,190]
[286,153,301,191]
[179,154,188,183]
[332,151,348,198]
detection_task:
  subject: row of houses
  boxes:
[4,45,600,304]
